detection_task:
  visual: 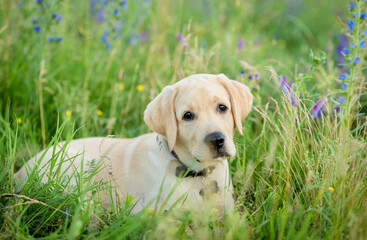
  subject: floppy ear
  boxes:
[144,86,178,151]
[217,74,253,135]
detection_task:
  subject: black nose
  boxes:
[205,132,225,150]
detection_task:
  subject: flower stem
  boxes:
[341,1,362,178]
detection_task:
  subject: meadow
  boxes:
[1,0,366,239]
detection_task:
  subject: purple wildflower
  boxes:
[97,10,105,23]
[336,34,348,68]
[311,97,327,119]
[342,82,348,89]
[57,37,64,42]
[354,57,361,64]
[105,43,111,50]
[115,21,122,28]
[140,32,148,42]
[255,74,259,79]
[113,9,119,15]
[349,1,355,9]
[279,75,297,107]
[120,0,127,10]
[33,25,41,32]
[103,29,109,35]
[342,48,349,55]
[176,33,187,48]
[249,75,253,80]
[48,37,55,42]
[347,20,355,30]
[339,73,347,80]
[65,208,68,218]
[51,12,57,18]
[237,38,244,52]
[360,13,367,19]
[338,96,346,104]
[112,21,122,32]
[36,0,42,4]
[335,106,341,113]
[100,35,108,42]
[359,40,366,48]
[176,33,183,43]
[56,16,62,22]
[240,70,244,75]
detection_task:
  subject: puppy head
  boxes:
[144,74,253,171]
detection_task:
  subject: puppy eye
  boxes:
[218,104,227,113]
[183,111,194,121]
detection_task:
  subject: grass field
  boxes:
[1,0,367,239]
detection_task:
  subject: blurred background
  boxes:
[0,0,347,145]
[2,1,367,239]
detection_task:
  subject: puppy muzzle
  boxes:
[204,131,231,158]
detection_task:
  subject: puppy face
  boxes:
[174,79,236,166]
[144,74,253,171]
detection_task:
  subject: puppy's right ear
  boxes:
[144,86,178,151]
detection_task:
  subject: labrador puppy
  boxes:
[15,74,253,213]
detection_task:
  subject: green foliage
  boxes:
[1,0,366,239]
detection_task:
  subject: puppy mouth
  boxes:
[205,140,232,159]
[192,146,232,163]
[217,151,231,158]
[193,149,231,162]
[194,152,229,161]
[214,145,232,158]
[212,151,231,160]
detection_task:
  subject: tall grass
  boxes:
[1,0,366,239]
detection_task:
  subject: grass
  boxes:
[1,0,366,239]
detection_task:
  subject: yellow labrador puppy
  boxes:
[15,74,253,213]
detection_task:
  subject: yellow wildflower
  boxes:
[137,84,144,92]
[97,109,103,116]
[97,203,101,207]
[328,187,334,192]
[118,83,124,91]
[147,208,154,215]
[66,110,71,120]
[17,118,22,124]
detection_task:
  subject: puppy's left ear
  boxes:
[144,86,178,151]
[217,74,253,135]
